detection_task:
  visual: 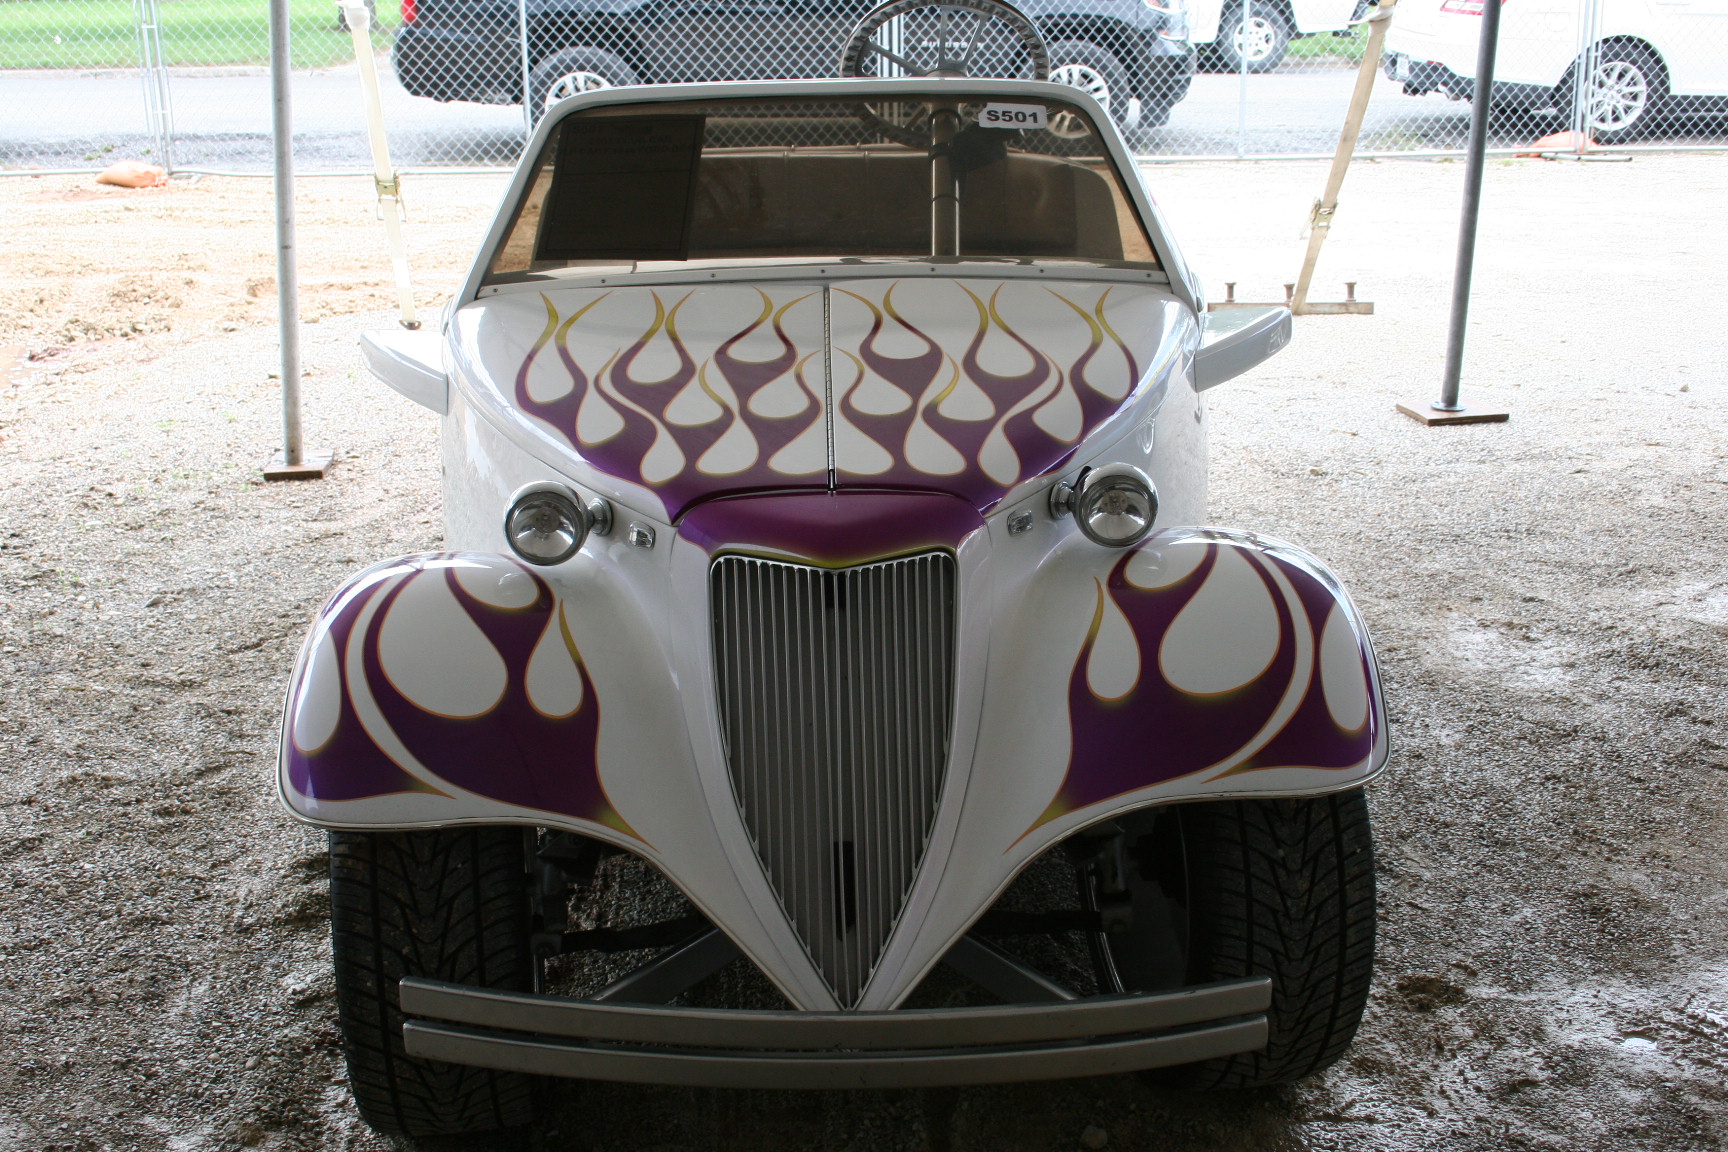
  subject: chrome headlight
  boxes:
[504,482,594,566]
[1050,464,1159,548]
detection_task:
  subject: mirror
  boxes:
[360,329,447,414]
[1193,305,1292,392]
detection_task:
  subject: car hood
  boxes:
[450,275,1189,521]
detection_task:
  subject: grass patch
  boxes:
[0,0,402,70]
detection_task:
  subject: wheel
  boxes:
[1106,790,1376,1088]
[1208,5,1290,74]
[528,47,641,123]
[1562,42,1667,146]
[329,827,537,1136]
[1047,40,1131,136]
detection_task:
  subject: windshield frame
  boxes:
[457,77,1199,312]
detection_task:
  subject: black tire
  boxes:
[1047,40,1132,130]
[1560,42,1667,146]
[528,47,641,123]
[1206,5,1291,74]
[329,827,537,1136]
[1109,790,1376,1088]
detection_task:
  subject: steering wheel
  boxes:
[839,0,1049,81]
[839,0,1050,147]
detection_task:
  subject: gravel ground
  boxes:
[1,153,1726,1152]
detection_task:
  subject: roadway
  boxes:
[1,58,1722,171]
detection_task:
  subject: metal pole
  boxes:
[518,0,534,139]
[1434,0,1501,412]
[930,104,960,257]
[1236,0,1251,158]
[134,0,173,170]
[270,0,304,467]
[1571,0,1602,152]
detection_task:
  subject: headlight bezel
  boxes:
[503,482,591,567]
[1049,463,1159,548]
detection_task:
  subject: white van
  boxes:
[1383,0,1728,143]
[1187,0,1368,73]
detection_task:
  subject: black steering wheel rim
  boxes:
[838,0,1051,146]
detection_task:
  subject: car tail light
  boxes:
[401,0,418,24]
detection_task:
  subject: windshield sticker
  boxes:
[978,103,1048,130]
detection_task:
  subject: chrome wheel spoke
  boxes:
[867,39,926,75]
[959,12,984,69]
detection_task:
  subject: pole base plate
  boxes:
[1396,401,1509,427]
[263,448,336,481]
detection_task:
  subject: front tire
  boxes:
[1110,790,1376,1088]
[329,827,537,1136]
[1207,5,1290,74]
[528,47,641,123]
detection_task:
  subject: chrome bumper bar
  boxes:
[399,975,1272,1089]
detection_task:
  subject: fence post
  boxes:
[133,0,174,169]
[1570,0,1603,151]
[1236,0,1251,158]
[518,0,534,139]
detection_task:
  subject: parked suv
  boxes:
[393,0,1196,130]
[1383,0,1728,143]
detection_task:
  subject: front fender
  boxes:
[276,549,848,1009]
[277,552,633,835]
[873,526,1389,1004]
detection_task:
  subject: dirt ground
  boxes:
[1,151,1726,1152]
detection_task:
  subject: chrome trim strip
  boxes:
[397,975,1270,1050]
[400,1016,1270,1089]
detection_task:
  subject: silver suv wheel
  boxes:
[1051,62,1112,113]
[1232,14,1279,64]
[544,70,612,109]
[1586,59,1649,133]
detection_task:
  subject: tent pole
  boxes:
[264,0,334,479]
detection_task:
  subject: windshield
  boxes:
[484,94,1159,284]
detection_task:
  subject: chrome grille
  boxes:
[711,551,957,1007]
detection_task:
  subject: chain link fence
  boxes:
[1,0,1724,173]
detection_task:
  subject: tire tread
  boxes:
[329,827,536,1136]
[1171,790,1375,1089]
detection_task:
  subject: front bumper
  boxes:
[400,972,1271,1088]
[1128,32,1196,109]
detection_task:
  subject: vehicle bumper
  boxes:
[1383,52,1552,108]
[1130,33,1196,109]
[399,974,1272,1088]
[393,26,519,103]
